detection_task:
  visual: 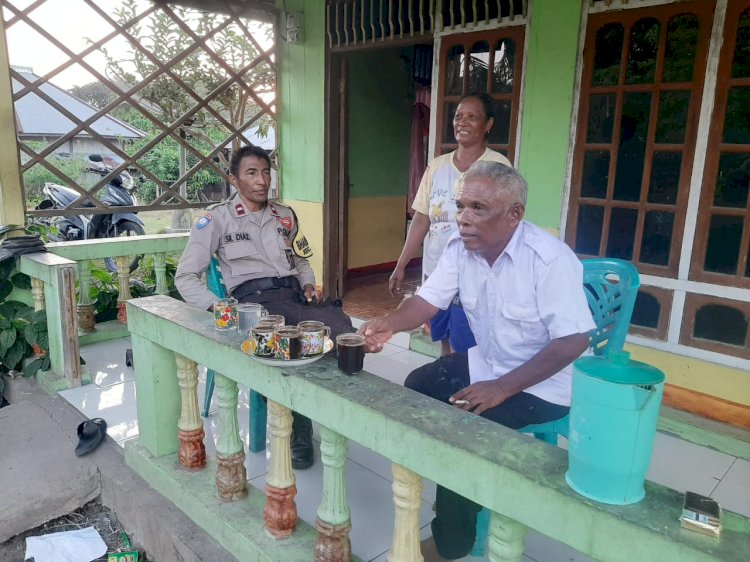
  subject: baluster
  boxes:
[115,256,132,323]
[31,277,45,311]
[154,252,168,295]
[388,464,423,562]
[214,373,247,500]
[315,425,351,562]
[77,260,96,332]
[175,353,205,469]
[264,400,297,538]
[487,511,527,562]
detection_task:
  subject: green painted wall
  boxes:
[275,0,326,203]
[347,49,412,198]
[518,0,583,228]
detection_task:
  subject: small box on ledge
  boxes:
[680,491,722,538]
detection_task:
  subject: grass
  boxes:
[137,209,197,235]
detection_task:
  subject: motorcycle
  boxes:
[36,154,145,273]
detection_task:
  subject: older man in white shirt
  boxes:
[360,161,595,561]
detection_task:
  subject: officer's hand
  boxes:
[388,266,405,297]
[303,284,319,303]
[358,317,393,353]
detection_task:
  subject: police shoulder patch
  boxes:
[195,213,212,230]
[292,231,313,258]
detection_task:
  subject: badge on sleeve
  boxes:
[195,213,212,229]
[279,216,292,230]
[292,231,313,258]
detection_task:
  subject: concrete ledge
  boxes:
[125,440,359,562]
[35,368,91,395]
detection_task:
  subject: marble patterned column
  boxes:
[264,399,297,538]
[31,277,45,311]
[153,252,168,295]
[213,372,247,500]
[76,259,95,332]
[315,425,351,562]
[175,353,205,469]
[115,255,132,323]
[487,511,527,562]
[387,464,423,562]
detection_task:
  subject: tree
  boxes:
[68,82,117,109]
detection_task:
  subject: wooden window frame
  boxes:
[690,0,750,289]
[630,285,672,340]
[565,1,714,278]
[680,293,750,359]
[435,26,525,159]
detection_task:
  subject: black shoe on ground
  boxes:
[291,413,314,469]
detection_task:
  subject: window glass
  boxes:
[445,45,465,95]
[713,153,750,208]
[468,41,490,93]
[648,152,682,204]
[656,91,690,144]
[606,207,638,260]
[575,205,604,255]
[731,9,750,78]
[444,102,458,143]
[586,94,617,143]
[592,23,624,86]
[640,211,674,266]
[492,39,515,93]
[663,14,699,82]
[581,151,610,199]
[631,291,661,329]
[488,99,511,144]
[703,215,743,274]
[694,304,748,346]
[722,87,750,144]
[613,92,652,201]
[626,18,661,84]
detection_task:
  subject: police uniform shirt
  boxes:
[416,221,596,406]
[176,193,316,311]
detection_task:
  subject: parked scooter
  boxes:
[36,154,145,272]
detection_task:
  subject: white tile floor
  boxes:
[59,326,750,562]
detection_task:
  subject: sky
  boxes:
[3,0,274,90]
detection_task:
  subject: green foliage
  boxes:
[21,144,88,204]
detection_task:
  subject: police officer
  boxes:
[176,145,354,469]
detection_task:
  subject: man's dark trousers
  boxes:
[404,353,569,559]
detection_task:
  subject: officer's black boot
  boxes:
[291,412,314,469]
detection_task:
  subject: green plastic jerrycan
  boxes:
[565,351,665,505]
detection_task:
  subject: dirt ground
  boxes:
[0,500,149,562]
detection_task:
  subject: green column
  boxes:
[518,0,584,228]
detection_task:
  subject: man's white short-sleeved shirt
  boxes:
[416,221,596,406]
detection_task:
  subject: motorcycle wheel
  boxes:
[103,220,146,273]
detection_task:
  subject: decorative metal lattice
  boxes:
[3,0,277,216]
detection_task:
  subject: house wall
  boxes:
[517,0,583,228]
[275,0,327,280]
[346,49,412,269]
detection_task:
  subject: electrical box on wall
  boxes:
[285,12,304,44]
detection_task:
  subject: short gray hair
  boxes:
[464,161,528,206]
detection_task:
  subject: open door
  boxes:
[324,54,349,298]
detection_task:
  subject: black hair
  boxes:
[458,91,495,121]
[229,145,271,176]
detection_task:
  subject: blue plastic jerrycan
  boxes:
[566,351,665,505]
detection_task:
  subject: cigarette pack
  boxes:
[679,491,722,538]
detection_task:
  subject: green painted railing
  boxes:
[16,234,189,391]
[125,294,750,562]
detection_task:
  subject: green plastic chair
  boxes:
[470,257,641,556]
[202,257,267,453]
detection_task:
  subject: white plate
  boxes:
[242,337,333,368]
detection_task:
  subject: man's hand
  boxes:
[302,284,319,303]
[449,379,511,416]
[388,266,405,297]
[357,317,394,353]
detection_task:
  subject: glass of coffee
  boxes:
[335,334,365,375]
[258,315,285,330]
[275,325,303,360]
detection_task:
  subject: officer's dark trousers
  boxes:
[404,353,569,560]
[235,286,354,340]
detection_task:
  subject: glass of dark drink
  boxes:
[335,334,365,375]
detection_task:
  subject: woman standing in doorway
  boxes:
[389,92,512,355]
